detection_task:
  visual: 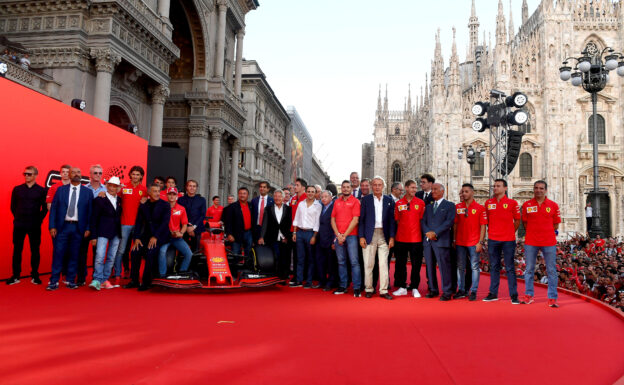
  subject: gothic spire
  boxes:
[407,83,412,111]
[522,0,529,25]
[377,84,382,112]
[496,0,507,46]
[468,0,480,58]
[432,29,445,92]
[383,84,388,112]
[508,0,514,41]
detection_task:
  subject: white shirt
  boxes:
[373,194,384,228]
[433,197,444,208]
[293,200,321,232]
[586,207,592,217]
[274,204,285,241]
[391,194,400,203]
[106,192,118,208]
[257,195,268,225]
[65,184,81,221]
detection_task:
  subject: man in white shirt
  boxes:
[585,201,592,233]
[258,190,292,280]
[390,182,404,203]
[291,185,321,288]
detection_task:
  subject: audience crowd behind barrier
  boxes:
[2,49,30,70]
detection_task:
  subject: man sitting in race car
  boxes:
[158,187,193,277]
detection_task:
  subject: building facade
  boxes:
[367,0,624,237]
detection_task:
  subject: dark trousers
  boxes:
[122,237,131,273]
[394,241,423,289]
[488,239,518,297]
[183,231,202,253]
[586,217,592,231]
[289,239,297,277]
[77,238,96,284]
[358,246,365,290]
[130,242,160,287]
[50,223,82,284]
[314,244,336,287]
[424,243,453,295]
[270,239,291,279]
[12,226,42,278]
[450,245,458,293]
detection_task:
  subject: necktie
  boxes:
[68,186,77,218]
[424,192,428,201]
[433,201,439,214]
[259,197,265,225]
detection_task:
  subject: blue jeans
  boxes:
[295,230,315,283]
[114,225,134,277]
[524,245,558,299]
[457,245,480,293]
[232,230,253,257]
[93,236,121,282]
[335,235,361,289]
[158,238,193,277]
[488,239,518,297]
[50,222,82,284]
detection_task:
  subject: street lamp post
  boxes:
[458,144,485,185]
[559,45,624,237]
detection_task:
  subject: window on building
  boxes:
[519,153,532,178]
[519,120,531,134]
[588,114,606,144]
[395,126,400,135]
[392,163,402,183]
[472,155,484,177]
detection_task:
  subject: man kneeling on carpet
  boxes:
[89,177,123,290]
[158,187,193,277]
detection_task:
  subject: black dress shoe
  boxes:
[137,285,151,292]
[380,293,394,300]
[365,292,373,298]
[123,281,139,289]
[425,292,439,298]
[454,291,467,299]
[439,294,451,301]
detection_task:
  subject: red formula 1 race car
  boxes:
[152,222,285,290]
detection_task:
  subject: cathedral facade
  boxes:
[367,0,624,237]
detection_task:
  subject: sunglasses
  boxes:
[92,172,103,175]
[23,172,33,176]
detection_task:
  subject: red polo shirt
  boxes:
[290,193,307,231]
[331,195,361,236]
[206,205,224,222]
[522,197,561,246]
[46,181,65,204]
[169,203,189,233]
[240,202,252,230]
[485,195,520,242]
[120,183,148,226]
[454,200,487,246]
[394,196,425,243]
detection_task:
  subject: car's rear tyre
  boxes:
[252,245,276,274]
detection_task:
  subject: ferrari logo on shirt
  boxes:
[503,204,508,209]
[123,188,133,194]
[546,207,551,213]
[471,209,477,214]
[457,208,466,215]
[527,206,538,213]
[173,210,181,216]
[488,204,496,210]
[414,205,419,210]
[139,190,143,196]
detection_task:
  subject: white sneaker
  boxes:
[393,287,408,296]
[412,289,421,298]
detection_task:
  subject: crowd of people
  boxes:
[2,49,30,70]
[8,164,623,311]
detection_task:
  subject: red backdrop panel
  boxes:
[0,77,148,279]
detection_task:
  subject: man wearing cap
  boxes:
[88,176,122,290]
[521,180,561,307]
[178,180,207,252]
[158,187,194,277]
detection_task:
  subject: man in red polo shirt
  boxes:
[157,187,193,277]
[453,183,487,301]
[484,179,521,304]
[521,180,561,307]
[288,178,308,279]
[46,164,71,210]
[392,179,426,298]
[206,195,224,223]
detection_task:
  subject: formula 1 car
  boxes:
[152,222,285,290]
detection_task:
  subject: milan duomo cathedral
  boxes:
[362,0,624,238]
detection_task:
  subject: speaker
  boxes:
[500,130,524,176]
[147,145,187,185]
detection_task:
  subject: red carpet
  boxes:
[1,270,623,385]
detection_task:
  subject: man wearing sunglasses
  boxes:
[7,166,48,285]
[453,183,487,301]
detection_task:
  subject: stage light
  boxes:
[471,102,489,116]
[559,65,572,81]
[505,92,528,108]
[571,72,582,86]
[127,124,138,134]
[0,62,7,77]
[507,110,528,126]
[472,118,488,132]
[71,99,86,111]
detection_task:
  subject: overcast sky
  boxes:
[244,0,541,182]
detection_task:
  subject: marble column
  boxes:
[158,0,170,19]
[230,139,240,196]
[209,127,224,199]
[234,29,245,96]
[214,0,227,78]
[149,84,170,146]
[187,121,209,194]
[91,48,121,121]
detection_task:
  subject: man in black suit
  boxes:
[350,172,362,199]
[415,173,435,205]
[258,189,291,280]
[421,183,456,301]
[251,181,274,244]
[224,187,253,257]
[89,176,123,290]
[125,184,170,291]
[315,190,336,290]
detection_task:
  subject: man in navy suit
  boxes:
[250,181,274,244]
[315,190,337,290]
[47,167,93,290]
[89,176,123,290]
[224,187,253,258]
[421,183,456,300]
[359,176,396,299]
[350,172,362,199]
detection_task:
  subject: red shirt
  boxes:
[454,200,487,246]
[290,193,307,231]
[206,205,224,222]
[169,203,189,233]
[120,183,148,226]
[331,195,361,236]
[522,197,561,246]
[485,195,520,242]
[46,181,66,204]
[594,238,606,248]
[240,202,252,230]
[394,196,425,243]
